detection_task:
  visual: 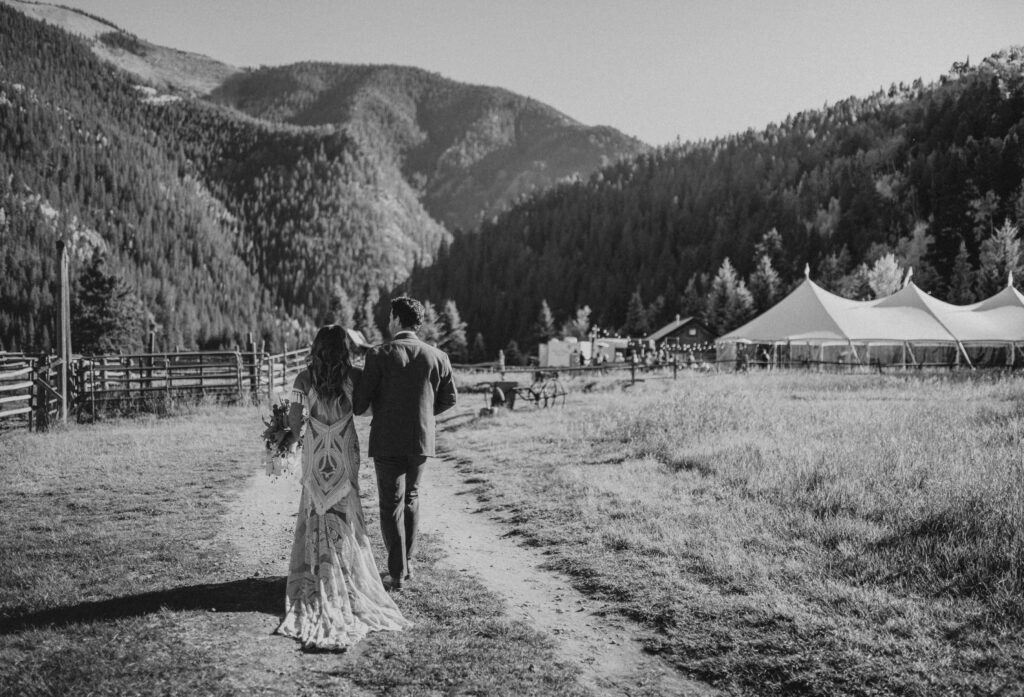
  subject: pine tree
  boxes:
[469,332,487,363]
[754,227,785,271]
[977,220,1023,296]
[439,299,468,360]
[419,300,442,346]
[561,305,592,340]
[678,275,706,321]
[71,254,146,355]
[949,240,976,304]
[748,255,781,311]
[531,299,556,347]
[645,295,665,332]
[705,258,754,334]
[623,289,649,336]
[866,253,904,298]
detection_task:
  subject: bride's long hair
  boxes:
[308,325,352,402]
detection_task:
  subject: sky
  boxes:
[41,0,1024,146]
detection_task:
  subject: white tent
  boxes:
[718,275,1024,368]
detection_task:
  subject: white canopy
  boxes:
[720,278,1024,347]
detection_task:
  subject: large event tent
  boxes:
[717,272,1024,368]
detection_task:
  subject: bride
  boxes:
[276,324,409,651]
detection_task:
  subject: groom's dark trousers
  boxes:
[353,330,457,582]
[373,455,426,579]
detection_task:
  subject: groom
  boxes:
[353,295,457,591]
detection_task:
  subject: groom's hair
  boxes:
[391,296,424,329]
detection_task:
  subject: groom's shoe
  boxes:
[382,574,404,592]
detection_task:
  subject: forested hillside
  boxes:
[0,4,445,352]
[210,63,649,232]
[406,52,1024,354]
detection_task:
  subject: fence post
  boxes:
[56,240,71,425]
[672,356,678,380]
[235,352,244,402]
[28,358,36,432]
[145,330,156,389]
[246,333,258,401]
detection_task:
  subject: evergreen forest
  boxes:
[405,52,1024,354]
[0,5,446,352]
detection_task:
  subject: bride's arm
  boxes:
[287,370,310,444]
[347,367,371,416]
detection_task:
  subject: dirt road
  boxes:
[223,419,716,696]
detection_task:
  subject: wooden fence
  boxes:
[0,352,34,428]
[0,347,311,431]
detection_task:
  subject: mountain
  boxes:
[404,51,1024,353]
[6,0,240,94]
[0,0,649,353]
[0,2,444,351]
[9,0,648,233]
[208,63,649,232]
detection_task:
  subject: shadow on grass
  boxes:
[437,412,483,432]
[0,576,285,634]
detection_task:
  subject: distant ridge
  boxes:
[210,62,650,231]
[4,0,240,94]
[5,0,648,233]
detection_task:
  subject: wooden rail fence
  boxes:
[0,347,311,431]
[0,352,34,426]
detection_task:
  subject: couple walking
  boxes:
[276,296,457,652]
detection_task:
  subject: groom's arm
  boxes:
[433,353,457,415]
[352,350,378,415]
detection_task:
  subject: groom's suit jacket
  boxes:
[352,330,457,457]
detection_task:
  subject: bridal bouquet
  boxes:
[261,400,300,478]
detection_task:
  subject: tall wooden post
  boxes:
[56,240,71,424]
[246,332,257,399]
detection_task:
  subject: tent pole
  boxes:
[957,341,974,370]
[906,342,919,368]
[848,340,862,366]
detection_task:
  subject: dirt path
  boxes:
[422,449,717,697]
[223,425,716,696]
[218,468,373,696]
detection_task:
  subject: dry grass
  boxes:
[0,406,583,697]
[442,370,1024,696]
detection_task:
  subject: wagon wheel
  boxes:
[517,386,542,407]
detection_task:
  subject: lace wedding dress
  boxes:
[276,375,409,651]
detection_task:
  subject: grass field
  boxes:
[443,370,1024,696]
[0,405,583,697]
[3,371,1023,696]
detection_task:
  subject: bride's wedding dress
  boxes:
[276,374,409,651]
